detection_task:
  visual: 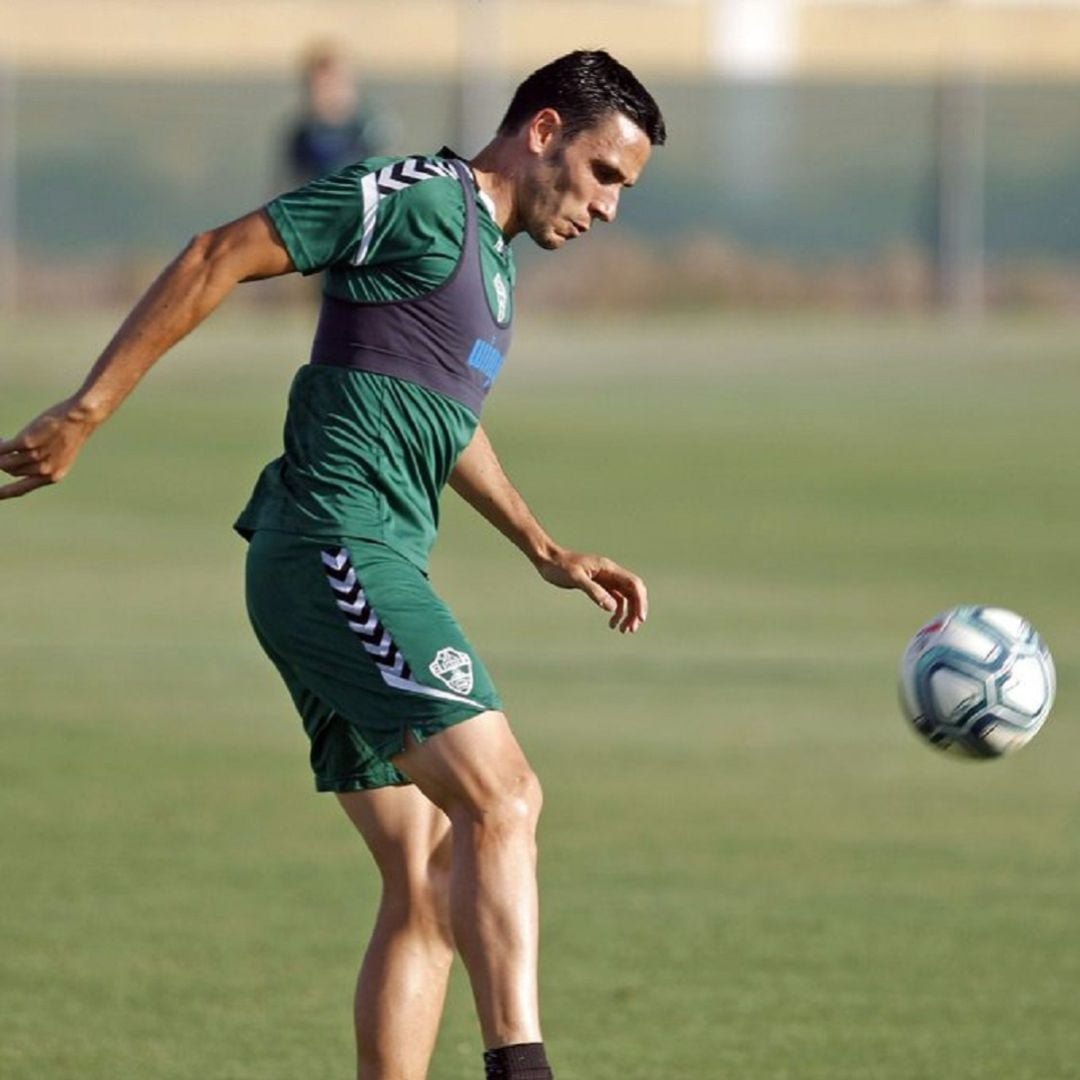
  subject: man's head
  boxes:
[498,50,666,149]
[489,50,666,250]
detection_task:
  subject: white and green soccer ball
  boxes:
[899,606,1055,758]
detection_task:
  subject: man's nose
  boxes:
[590,190,619,224]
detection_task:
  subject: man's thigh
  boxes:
[245,531,503,786]
[391,710,538,817]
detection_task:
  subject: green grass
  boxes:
[3,308,1080,1079]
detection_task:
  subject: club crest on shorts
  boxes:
[429,647,474,695]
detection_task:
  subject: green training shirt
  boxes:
[234,151,517,570]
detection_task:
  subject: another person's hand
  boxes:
[0,399,99,500]
[535,549,648,633]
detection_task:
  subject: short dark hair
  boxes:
[498,50,666,147]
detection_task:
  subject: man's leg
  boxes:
[337,784,456,1080]
[391,710,546,1060]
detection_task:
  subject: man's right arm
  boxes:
[449,424,648,634]
[0,208,294,500]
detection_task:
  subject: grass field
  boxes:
[3,308,1079,1079]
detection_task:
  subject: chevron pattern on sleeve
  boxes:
[352,156,459,267]
[320,546,486,708]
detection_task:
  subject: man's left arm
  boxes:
[449,424,648,634]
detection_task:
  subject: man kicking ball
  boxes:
[0,50,665,1080]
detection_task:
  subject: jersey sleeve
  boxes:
[318,160,471,304]
[357,176,464,272]
[266,159,390,276]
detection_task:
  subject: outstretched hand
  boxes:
[0,399,96,500]
[536,549,649,634]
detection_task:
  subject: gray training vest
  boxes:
[308,156,513,416]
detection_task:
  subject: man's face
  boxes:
[517,111,653,250]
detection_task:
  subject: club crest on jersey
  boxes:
[429,647,474,695]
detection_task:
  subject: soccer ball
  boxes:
[899,606,1055,758]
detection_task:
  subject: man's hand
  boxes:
[535,548,648,634]
[0,398,98,500]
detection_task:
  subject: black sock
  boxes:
[483,1042,553,1080]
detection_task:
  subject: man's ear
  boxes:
[525,108,563,155]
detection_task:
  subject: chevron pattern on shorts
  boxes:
[321,546,414,683]
[352,156,459,266]
[320,544,488,709]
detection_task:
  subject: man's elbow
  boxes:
[177,227,242,289]
[184,212,292,283]
[182,228,230,267]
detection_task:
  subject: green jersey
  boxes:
[235,150,516,570]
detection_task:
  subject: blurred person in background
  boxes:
[284,42,392,185]
[0,50,665,1080]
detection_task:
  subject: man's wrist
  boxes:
[525,535,564,570]
[68,390,111,429]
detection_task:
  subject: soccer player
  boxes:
[0,50,666,1080]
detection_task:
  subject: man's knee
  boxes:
[365,826,452,931]
[449,763,543,840]
[424,834,453,936]
[378,858,453,940]
[393,710,544,838]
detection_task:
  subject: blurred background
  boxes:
[3,0,1080,316]
[4,5,1080,1079]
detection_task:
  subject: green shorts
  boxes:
[245,530,502,792]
